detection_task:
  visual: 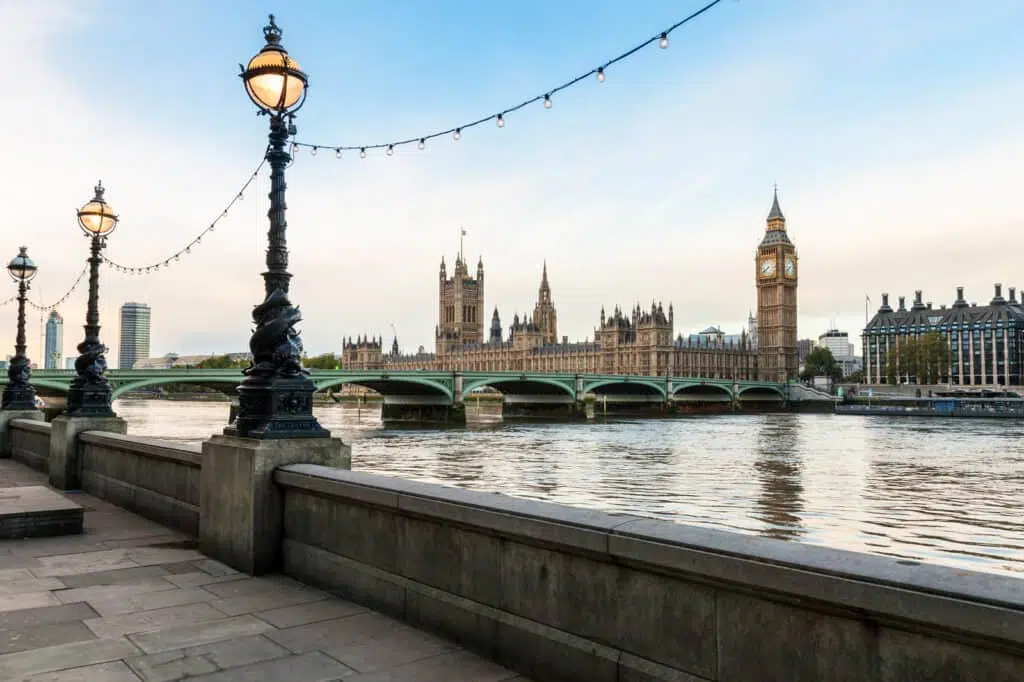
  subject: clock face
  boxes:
[784,257,795,278]
[759,258,776,278]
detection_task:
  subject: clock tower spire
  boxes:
[755,186,798,382]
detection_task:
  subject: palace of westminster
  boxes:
[342,191,800,382]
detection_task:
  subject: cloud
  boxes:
[1,0,1022,368]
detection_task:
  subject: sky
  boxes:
[1,0,1023,366]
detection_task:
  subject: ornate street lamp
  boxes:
[66,181,118,417]
[227,15,328,439]
[2,247,39,410]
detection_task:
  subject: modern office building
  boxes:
[863,284,1024,385]
[818,328,861,377]
[118,302,151,370]
[44,311,63,369]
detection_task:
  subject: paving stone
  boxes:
[185,651,353,682]
[324,625,456,673]
[202,575,322,600]
[127,548,205,567]
[127,634,289,681]
[88,587,216,617]
[255,598,367,629]
[0,621,96,655]
[0,486,83,540]
[34,549,138,577]
[0,601,96,630]
[0,567,36,582]
[267,612,403,654]
[163,572,246,589]
[0,576,66,596]
[343,651,521,682]
[128,615,274,654]
[56,579,178,605]
[20,660,142,681]
[0,591,61,612]
[158,561,203,575]
[192,559,238,577]
[57,565,171,589]
[0,637,140,680]
[84,603,226,639]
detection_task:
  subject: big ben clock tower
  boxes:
[756,187,798,382]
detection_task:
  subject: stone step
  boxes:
[0,486,83,539]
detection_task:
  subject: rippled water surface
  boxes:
[114,399,1024,577]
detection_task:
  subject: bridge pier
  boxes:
[381,397,466,426]
[501,395,586,422]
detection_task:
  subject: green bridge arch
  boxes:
[313,375,454,401]
[583,377,667,399]
[462,375,576,400]
[671,382,734,400]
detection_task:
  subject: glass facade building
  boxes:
[863,285,1024,386]
[44,311,63,369]
[118,302,151,370]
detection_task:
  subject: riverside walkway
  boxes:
[0,459,526,682]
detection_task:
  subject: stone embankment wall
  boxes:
[7,419,200,535]
[275,463,1024,682]
[2,418,1023,680]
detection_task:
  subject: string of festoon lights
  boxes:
[27,265,90,312]
[0,265,89,312]
[291,0,726,158]
[101,155,268,275]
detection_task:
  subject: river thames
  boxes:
[113,399,1024,578]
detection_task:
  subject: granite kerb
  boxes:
[10,418,51,434]
[276,463,1024,654]
[79,430,202,467]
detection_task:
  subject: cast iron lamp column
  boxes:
[227,14,328,439]
[2,247,39,410]
[66,182,118,417]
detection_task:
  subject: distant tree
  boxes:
[885,333,950,384]
[304,353,340,370]
[800,347,842,383]
[198,354,247,369]
[918,332,951,384]
[885,345,899,384]
[846,369,865,383]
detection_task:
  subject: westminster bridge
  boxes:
[17,368,790,424]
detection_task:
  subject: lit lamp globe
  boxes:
[77,182,119,237]
[240,15,307,116]
[7,247,37,283]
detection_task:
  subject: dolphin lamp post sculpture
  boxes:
[2,247,39,410]
[66,182,119,417]
[227,14,328,439]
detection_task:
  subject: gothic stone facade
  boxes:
[342,193,798,381]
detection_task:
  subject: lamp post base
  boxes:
[225,375,330,440]
[1,385,38,412]
[65,380,115,419]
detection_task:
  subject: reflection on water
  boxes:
[753,415,805,541]
[113,399,1024,577]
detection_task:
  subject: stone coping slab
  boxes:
[79,431,203,466]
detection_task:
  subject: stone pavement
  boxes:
[0,459,528,681]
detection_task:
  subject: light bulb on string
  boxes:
[335,148,342,159]
[291,142,298,154]
[453,128,462,141]
[311,146,318,156]
[386,144,394,156]
[659,32,669,49]
[360,148,367,159]
[496,114,505,128]
[597,67,605,82]
[544,94,552,109]
[418,138,425,150]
